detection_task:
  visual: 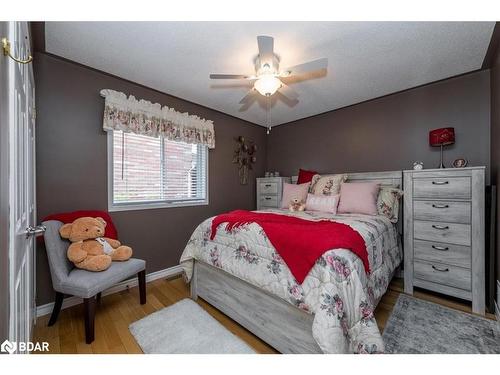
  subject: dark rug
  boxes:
[382,294,500,353]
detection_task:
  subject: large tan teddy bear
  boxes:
[59,216,132,272]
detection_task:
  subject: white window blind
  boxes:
[108,130,208,210]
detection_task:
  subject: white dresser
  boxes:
[403,167,485,315]
[256,177,291,210]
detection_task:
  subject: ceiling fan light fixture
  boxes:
[254,75,282,96]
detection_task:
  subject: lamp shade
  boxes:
[429,127,455,147]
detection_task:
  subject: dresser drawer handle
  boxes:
[432,245,449,251]
[432,181,449,185]
[264,197,272,200]
[432,265,449,272]
[264,184,272,187]
[432,204,449,209]
[432,224,449,230]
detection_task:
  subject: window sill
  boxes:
[108,200,209,212]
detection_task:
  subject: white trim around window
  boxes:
[107,131,209,212]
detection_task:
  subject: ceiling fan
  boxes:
[209,35,328,106]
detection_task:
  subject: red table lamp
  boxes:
[429,127,455,168]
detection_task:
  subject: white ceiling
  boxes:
[45,22,495,127]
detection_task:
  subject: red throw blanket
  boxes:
[211,210,369,284]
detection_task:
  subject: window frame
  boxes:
[107,131,209,212]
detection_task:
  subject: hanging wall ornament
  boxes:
[233,136,257,185]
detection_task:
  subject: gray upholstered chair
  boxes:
[42,220,146,344]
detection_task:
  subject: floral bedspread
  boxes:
[179,209,402,353]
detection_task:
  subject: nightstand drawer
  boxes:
[413,200,471,224]
[259,182,279,195]
[413,177,471,199]
[259,195,279,207]
[414,260,471,291]
[414,239,471,269]
[414,220,470,246]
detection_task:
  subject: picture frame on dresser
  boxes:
[403,166,486,315]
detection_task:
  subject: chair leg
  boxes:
[138,270,146,305]
[48,292,64,326]
[96,292,102,304]
[83,296,96,344]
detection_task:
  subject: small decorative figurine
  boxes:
[413,161,424,170]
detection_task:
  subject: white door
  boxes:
[2,21,40,353]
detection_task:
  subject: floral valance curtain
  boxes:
[100,89,215,149]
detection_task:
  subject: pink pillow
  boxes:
[338,182,380,215]
[281,182,310,208]
[305,193,340,214]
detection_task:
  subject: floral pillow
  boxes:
[310,174,347,196]
[377,187,404,223]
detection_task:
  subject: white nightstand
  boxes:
[403,167,485,315]
[256,177,291,210]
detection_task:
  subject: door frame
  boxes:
[0,21,11,344]
[0,21,36,348]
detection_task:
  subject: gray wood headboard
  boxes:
[291,170,402,187]
[291,170,404,235]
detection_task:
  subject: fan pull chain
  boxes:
[266,95,272,135]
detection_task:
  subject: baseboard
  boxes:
[36,265,183,318]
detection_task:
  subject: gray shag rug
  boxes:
[129,299,255,354]
[383,294,500,354]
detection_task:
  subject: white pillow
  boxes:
[305,193,340,214]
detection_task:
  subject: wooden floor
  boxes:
[33,276,496,354]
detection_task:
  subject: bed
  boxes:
[180,171,403,353]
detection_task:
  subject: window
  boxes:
[108,130,208,211]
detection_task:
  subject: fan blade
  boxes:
[280,58,328,77]
[278,83,299,101]
[239,89,258,104]
[209,74,251,79]
[257,35,274,65]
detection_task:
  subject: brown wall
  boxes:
[491,41,500,283]
[266,70,491,183]
[35,53,267,305]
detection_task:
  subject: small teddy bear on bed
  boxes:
[289,198,306,212]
